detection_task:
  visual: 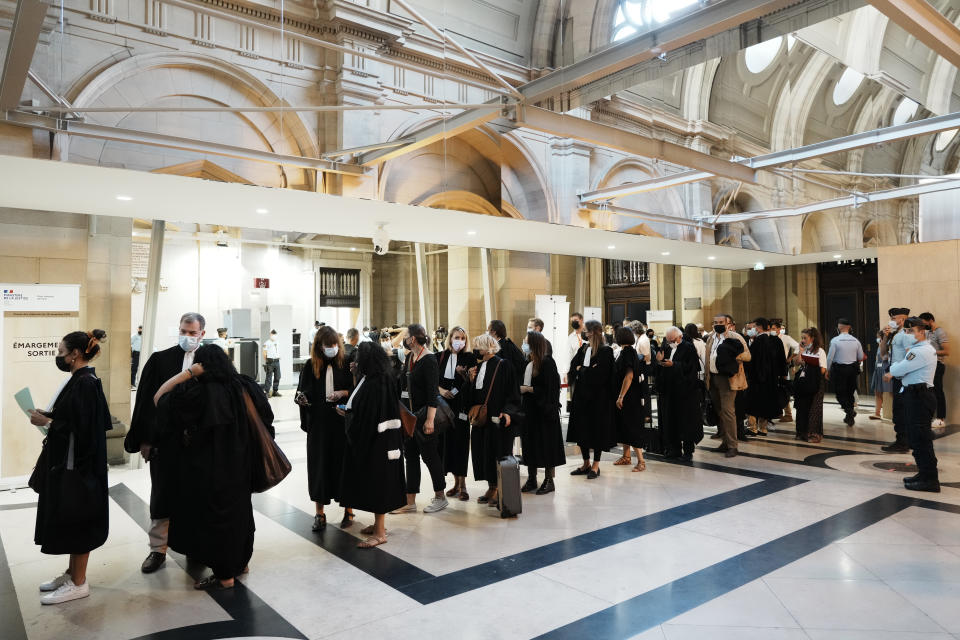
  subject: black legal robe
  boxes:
[340,374,406,515]
[614,345,646,448]
[297,360,354,505]
[463,355,521,482]
[566,343,617,451]
[657,340,705,451]
[745,333,788,420]
[498,337,527,386]
[34,367,112,556]
[520,355,567,469]
[437,349,477,476]
[157,375,268,580]
[126,344,187,519]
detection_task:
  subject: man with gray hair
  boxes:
[126,312,206,574]
[655,327,703,460]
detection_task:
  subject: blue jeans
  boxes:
[263,359,280,392]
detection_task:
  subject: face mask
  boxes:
[903,333,918,347]
[746,328,757,337]
[323,346,339,359]
[452,339,465,352]
[571,321,581,330]
[522,342,531,355]
[714,325,726,334]
[179,335,200,352]
[138,330,142,335]
[270,335,277,342]
[779,329,785,336]
[55,355,71,372]
[473,349,482,359]
[888,320,899,329]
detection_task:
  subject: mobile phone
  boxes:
[337,404,347,412]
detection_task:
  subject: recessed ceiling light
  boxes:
[467,230,477,236]
[350,247,357,251]
[833,254,842,259]
[256,208,269,214]
[707,256,716,260]
[115,195,132,201]
[607,245,616,250]
[660,251,670,256]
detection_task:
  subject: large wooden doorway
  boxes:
[818,260,879,395]
[604,260,650,325]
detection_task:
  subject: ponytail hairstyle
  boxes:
[407,323,429,347]
[585,319,604,353]
[63,329,107,361]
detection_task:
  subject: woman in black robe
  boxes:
[567,320,617,479]
[519,331,566,495]
[612,327,647,472]
[656,328,705,460]
[31,329,111,605]
[465,333,521,507]
[340,342,406,548]
[744,317,788,432]
[295,326,355,531]
[438,326,476,501]
[154,344,269,590]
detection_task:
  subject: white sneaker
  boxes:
[39,572,69,592]
[40,578,89,605]
[390,503,417,514]
[423,496,449,514]
[932,418,945,428]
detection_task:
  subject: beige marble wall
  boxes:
[878,241,960,425]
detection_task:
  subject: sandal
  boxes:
[446,487,459,497]
[458,490,469,502]
[194,575,234,590]
[340,512,355,529]
[312,513,326,532]
[359,524,387,535]
[613,455,632,466]
[807,434,822,443]
[632,459,646,472]
[357,535,387,549]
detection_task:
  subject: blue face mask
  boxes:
[522,342,531,355]
[903,333,918,347]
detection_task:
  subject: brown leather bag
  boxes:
[468,360,501,427]
[398,401,417,438]
[243,389,292,493]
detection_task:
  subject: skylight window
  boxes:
[744,37,783,73]
[832,68,865,105]
[613,0,700,42]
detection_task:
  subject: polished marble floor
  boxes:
[2,396,960,640]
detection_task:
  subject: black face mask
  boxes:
[571,321,581,330]
[55,355,71,372]
[714,325,726,334]
[138,330,142,335]
[473,349,482,359]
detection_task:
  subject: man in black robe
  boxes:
[125,312,205,574]
[744,317,788,435]
[656,327,704,460]
[488,319,526,387]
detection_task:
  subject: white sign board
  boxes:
[584,306,602,324]
[1,284,80,312]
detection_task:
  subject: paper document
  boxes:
[14,387,48,436]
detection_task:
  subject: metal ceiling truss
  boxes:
[0,0,51,111]
[581,202,715,230]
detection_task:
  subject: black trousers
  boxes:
[903,386,938,479]
[831,363,860,416]
[131,349,140,386]
[892,378,907,445]
[580,447,604,464]
[934,362,946,420]
[263,359,280,392]
[527,465,555,479]
[404,433,445,494]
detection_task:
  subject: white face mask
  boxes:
[179,335,201,352]
[746,328,758,337]
[451,339,465,352]
[779,329,785,335]
[270,335,277,342]
[888,320,899,329]
[323,346,339,359]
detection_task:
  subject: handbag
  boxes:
[243,390,292,493]
[468,360,502,427]
[28,439,48,494]
[398,401,417,438]
[415,395,454,436]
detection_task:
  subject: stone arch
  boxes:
[501,131,556,222]
[593,157,689,239]
[59,52,318,189]
[417,190,508,216]
[863,218,897,247]
[802,211,844,253]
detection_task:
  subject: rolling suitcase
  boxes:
[496,455,522,518]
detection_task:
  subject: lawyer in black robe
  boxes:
[519,332,566,493]
[489,319,526,386]
[567,324,617,469]
[156,345,269,584]
[465,336,521,494]
[296,328,354,514]
[437,331,477,497]
[744,328,788,422]
[614,342,646,450]
[656,334,704,459]
[34,366,112,556]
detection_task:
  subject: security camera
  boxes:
[372,225,390,256]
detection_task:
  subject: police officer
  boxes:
[880,307,911,452]
[885,317,940,493]
[826,318,866,426]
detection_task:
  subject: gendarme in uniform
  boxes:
[889,335,939,490]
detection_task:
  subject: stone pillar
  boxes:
[447,247,486,340]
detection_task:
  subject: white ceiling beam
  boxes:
[695,178,960,222]
[869,0,960,70]
[581,203,715,230]
[517,106,757,184]
[36,103,495,114]
[579,110,960,202]
[0,0,51,111]
[2,111,366,175]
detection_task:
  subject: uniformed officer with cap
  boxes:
[885,317,940,492]
[880,307,911,452]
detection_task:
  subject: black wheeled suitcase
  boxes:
[497,455,522,518]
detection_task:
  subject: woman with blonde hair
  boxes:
[295,326,355,531]
[466,333,521,506]
[438,326,476,501]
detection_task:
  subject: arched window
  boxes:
[935,129,957,152]
[744,36,783,73]
[832,68,865,105]
[892,98,918,126]
[613,0,700,42]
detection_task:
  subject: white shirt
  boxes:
[637,333,651,364]
[583,346,592,367]
[668,342,678,361]
[264,339,280,359]
[325,365,335,401]
[523,361,534,387]
[568,331,583,363]
[780,332,800,360]
[182,349,195,371]
[692,338,706,368]
[709,334,726,374]
[476,359,490,389]
[345,376,365,410]
[804,346,828,370]
[443,352,458,380]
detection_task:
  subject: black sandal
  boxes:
[194,575,233,590]
[340,512,355,529]
[312,513,326,532]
